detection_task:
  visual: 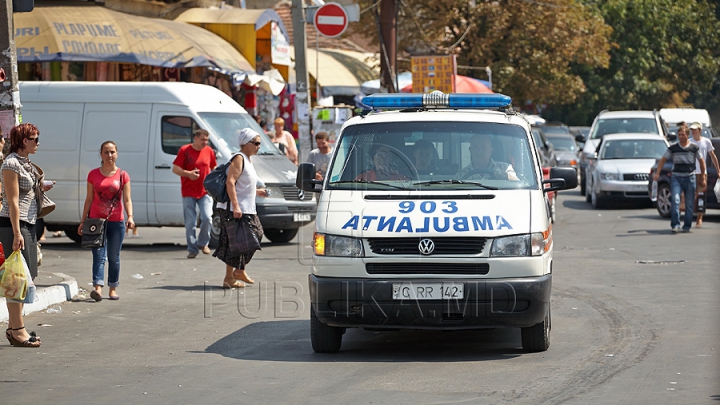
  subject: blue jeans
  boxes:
[183,195,213,254]
[670,174,696,230]
[92,221,125,287]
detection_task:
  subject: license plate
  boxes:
[293,212,311,222]
[392,283,464,300]
[633,184,648,191]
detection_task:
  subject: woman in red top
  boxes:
[78,141,135,301]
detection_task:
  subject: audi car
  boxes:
[585,134,669,209]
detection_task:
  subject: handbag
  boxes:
[225,217,261,256]
[81,218,108,248]
[31,163,56,218]
[204,154,240,203]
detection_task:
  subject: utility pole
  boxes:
[291,0,311,164]
[0,0,21,133]
[378,0,396,93]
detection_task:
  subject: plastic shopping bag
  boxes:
[0,251,29,301]
[714,179,720,202]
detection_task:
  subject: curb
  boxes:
[0,273,78,322]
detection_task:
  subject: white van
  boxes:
[297,92,578,353]
[20,81,315,244]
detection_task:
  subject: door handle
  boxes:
[155,164,171,169]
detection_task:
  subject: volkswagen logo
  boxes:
[418,239,435,255]
[297,189,305,200]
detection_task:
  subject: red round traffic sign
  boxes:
[314,2,348,38]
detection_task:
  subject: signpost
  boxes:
[314,2,348,38]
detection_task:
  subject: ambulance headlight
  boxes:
[314,233,364,257]
[490,233,547,257]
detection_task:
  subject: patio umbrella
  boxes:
[400,74,493,93]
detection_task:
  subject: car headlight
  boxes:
[264,186,284,199]
[314,233,364,257]
[490,232,549,257]
[599,172,620,180]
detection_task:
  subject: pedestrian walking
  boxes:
[653,123,706,233]
[172,129,217,258]
[306,132,333,180]
[213,128,267,289]
[1,123,54,347]
[79,141,134,301]
[272,117,299,165]
[689,121,719,227]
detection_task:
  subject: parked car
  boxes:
[531,127,558,168]
[580,110,669,196]
[569,126,590,149]
[649,137,720,217]
[585,134,669,209]
[659,107,711,128]
[545,133,580,171]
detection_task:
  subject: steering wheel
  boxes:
[461,168,498,180]
[376,144,419,180]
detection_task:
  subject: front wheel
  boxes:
[656,183,671,218]
[310,306,344,353]
[521,308,550,352]
[264,228,299,244]
[591,188,605,209]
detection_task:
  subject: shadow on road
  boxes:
[202,320,525,362]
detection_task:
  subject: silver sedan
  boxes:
[585,133,669,209]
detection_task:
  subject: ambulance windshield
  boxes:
[327,121,539,191]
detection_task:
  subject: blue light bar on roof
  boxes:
[362,91,512,109]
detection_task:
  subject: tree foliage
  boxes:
[351,0,612,106]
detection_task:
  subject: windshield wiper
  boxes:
[331,179,407,190]
[413,179,498,190]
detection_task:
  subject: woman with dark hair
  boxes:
[1,123,54,347]
[78,141,135,301]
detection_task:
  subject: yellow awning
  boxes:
[173,8,289,39]
[13,6,254,72]
[293,48,379,96]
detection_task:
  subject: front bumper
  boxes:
[309,274,551,330]
[597,179,650,199]
[256,200,316,230]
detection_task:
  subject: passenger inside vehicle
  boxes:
[356,144,411,181]
[413,139,438,175]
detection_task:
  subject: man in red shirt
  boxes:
[172,129,217,258]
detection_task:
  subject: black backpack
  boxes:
[203,154,240,202]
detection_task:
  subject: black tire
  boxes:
[656,183,671,218]
[64,225,82,244]
[264,228,299,244]
[591,188,605,209]
[521,308,550,352]
[209,213,221,249]
[310,306,344,353]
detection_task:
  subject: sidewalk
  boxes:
[0,270,79,322]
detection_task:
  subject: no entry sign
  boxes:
[314,3,348,38]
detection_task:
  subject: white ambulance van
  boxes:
[297,92,577,353]
[19,81,315,244]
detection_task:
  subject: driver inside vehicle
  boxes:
[457,135,519,181]
[356,144,411,181]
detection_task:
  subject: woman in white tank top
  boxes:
[213,129,268,289]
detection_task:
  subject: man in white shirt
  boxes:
[689,122,719,227]
[306,132,334,180]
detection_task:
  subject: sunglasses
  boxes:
[251,141,261,146]
[27,137,39,143]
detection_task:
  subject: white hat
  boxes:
[689,122,702,130]
[237,128,260,146]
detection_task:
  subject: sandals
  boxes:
[222,280,246,289]
[90,290,103,302]
[7,326,41,348]
[232,270,255,285]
